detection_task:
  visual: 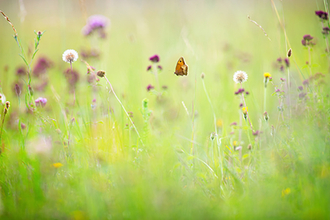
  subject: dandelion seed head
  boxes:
[62,49,78,63]
[233,70,248,84]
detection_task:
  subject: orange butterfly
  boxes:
[174,57,188,76]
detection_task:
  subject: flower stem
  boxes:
[104,76,144,147]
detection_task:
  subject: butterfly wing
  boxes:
[174,57,188,76]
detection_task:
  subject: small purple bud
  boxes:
[146,84,154,91]
[303,35,313,41]
[302,79,309,86]
[298,86,303,91]
[147,65,152,71]
[245,91,249,95]
[284,58,290,67]
[230,122,237,126]
[157,65,162,71]
[276,57,282,62]
[301,39,307,46]
[239,103,243,108]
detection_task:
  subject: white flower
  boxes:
[233,70,248,84]
[62,49,78,63]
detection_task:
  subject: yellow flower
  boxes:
[264,72,271,78]
[242,107,248,114]
[233,141,237,146]
[52,163,63,168]
[281,188,291,197]
[216,119,223,128]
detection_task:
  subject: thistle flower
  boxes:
[146,84,154,91]
[315,10,328,20]
[33,57,52,77]
[62,49,78,63]
[149,54,160,63]
[322,27,330,35]
[298,86,303,91]
[302,35,315,46]
[82,15,110,38]
[233,70,248,84]
[146,65,152,71]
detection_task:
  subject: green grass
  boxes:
[0,0,330,219]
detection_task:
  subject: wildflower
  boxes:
[53,163,63,168]
[280,78,286,82]
[245,91,249,95]
[315,10,328,20]
[302,79,309,86]
[157,65,162,71]
[64,68,79,89]
[146,84,154,91]
[35,97,47,107]
[33,57,52,77]
[216,119,223,128]
[62,49,78,63]
[235,146,242,151]
[0,94,6,105]
[234,88,245,95]
[302,35,315,46]
[287,48,292,57]
[281,188,291,197]
[233,70,248,84]
[275,89,281,93]
[96,70,105,78]
[264,72,271,78]
[298,86,303,91]
[299,92,307,99]
[276,57,282,62]
[5,101,10,110]
[128,111,133,118]
[82,15,110,38]
[233,141,237,147]
[230,122,237,126]
[303,34,313,41]
[14,83,21,97]
[149,54,160,63]
[21,123,26,130]
[263,111,269,121]
[242,107,248,119]
[322,27,330,35]
[264,72,271,87]
[284,58,290,67]
[253,130,260,136]
[16,66,26,76]
[147,65,152,71]
[239,103,243,108]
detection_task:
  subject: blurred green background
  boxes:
[0,0,330,219]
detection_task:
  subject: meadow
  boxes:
[0,0,330,219]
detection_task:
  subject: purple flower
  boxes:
[146,84,154,91]
[16,66,26,76]
[33,57,52,77]
[299,92,307,99]
[35,97,47,107]
[280,78,286,82]
[280,65,284,72]
[275,89,281,93]
[157,65,162,70]
[82,15,110,38]
[276,57,282,62]
[315,10,328,20]
[303,35,313,41]
[230,122,237,126]
[301,39,307,46]
[239,103,243,108]
[14,84,21,96]
[147,65,152,71]
[322,27,330,35]
[234,88,245,95]
[149,55,160,63]
[245,91,249,95]
[284,58,290,67]
[302,79,309,86]
[252,130,260,136]
[298,86,303,91]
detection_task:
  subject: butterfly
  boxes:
[174,57,188,76]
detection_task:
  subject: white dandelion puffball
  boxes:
[233,70,248,84]
[62,49,79,63]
